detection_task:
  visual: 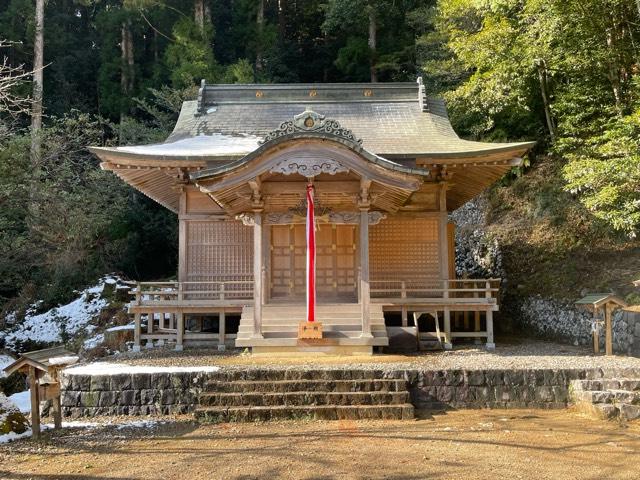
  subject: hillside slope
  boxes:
[456,156,640,349]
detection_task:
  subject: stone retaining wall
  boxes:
[518,299,640,357]
[405,368,640,410]
[59,367,640,417]
[60,371,218,417]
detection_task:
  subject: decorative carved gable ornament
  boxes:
[270,158,349,177]
[259,109,363,146]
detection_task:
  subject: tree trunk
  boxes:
[194,0,205,31]
[278,0,286,37]
[636,0,640,20]
[368,7,377,83]
[536,59,556,141]
[30,0,45,169]
[256,0,264,73]
[605,27,623,112]
[120,19,134,122]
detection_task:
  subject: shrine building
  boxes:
[89,80,534,356]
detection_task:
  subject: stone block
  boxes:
[98,391,119,407]
[494,386,514,403]
[90,375,111,392]
[141,389,159,404]
[454,386,471,403]
[619,404,640,421]
[466,370,485,386]
[119,390,139,406]
[71,375,91,392]
[110,374,132,391]
[80,391,100,408]
[131,373,151,390]
[151,373,171,390]
[161,389,176,405]
[431,371,447,386]
[474,386,495,403]
[59,375,72,390]
[61,391,80,407]
[552,386,568,404]
[445,370,464,386]
[535,386,555,403]
[503,371,525,386]
[485,370,504,386]
[436,386,454,403]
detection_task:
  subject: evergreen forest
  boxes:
[1,0,639,319]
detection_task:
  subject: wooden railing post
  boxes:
[220,283,225,302]
[443,279,452,349]
[176,282,184,351]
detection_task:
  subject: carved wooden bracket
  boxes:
[238,211,386,225]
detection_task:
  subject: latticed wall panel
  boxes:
[185,221,253,294]
[370,216,440,287]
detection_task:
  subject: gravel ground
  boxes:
[95,337,640,371]
[1,409,639,479]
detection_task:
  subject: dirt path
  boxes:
[1,409,639,480]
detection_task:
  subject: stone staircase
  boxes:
[235,303,389,354]
[194,370,414,422]
[570,378,640,421]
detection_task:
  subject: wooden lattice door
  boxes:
[270,224,357,302]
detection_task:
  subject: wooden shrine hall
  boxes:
[90,79,534,355]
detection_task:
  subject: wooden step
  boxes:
[199,391,410,407]
[194,404,415,422]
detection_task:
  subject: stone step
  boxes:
[571,379,640,392]
[194,403,415,422]
[572,389,640,405]
[199,391,410,407]
[203,378,409,392]
[238,324,387,332]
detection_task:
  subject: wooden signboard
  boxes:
[298,321,323,339]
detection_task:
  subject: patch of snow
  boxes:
[64,362,220,376]
[83,333,104,349]
[0,276,120,350]
[0,429,32,444]
[0,354,16,377]
[112,133,263,157]
[106,324,135,332]
[48,355,79,366]
[116,420,163,430]
[8,391,31,414]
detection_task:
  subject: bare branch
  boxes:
[0,40,32,116]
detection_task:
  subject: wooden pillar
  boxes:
[443,307,451,349]
[486,310,495,350]
[178,189,187,283]
[359,207,372,337]
[253,211,264,338]
[133,313,141,352]
[605,303,613,356]
[485,280,495,350]
[51,370,62,430]
[145,313,154,349]
[439,182,452,349]
[176,312,184,351]
[219,310,226,350]
[401,306,408,327]
[28,367,40,439]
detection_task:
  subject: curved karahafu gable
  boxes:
[89,79,535,212]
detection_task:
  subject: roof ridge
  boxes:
[196,79,423,114]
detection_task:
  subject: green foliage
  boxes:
[165,17,220,89]
[430,0,640,235]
